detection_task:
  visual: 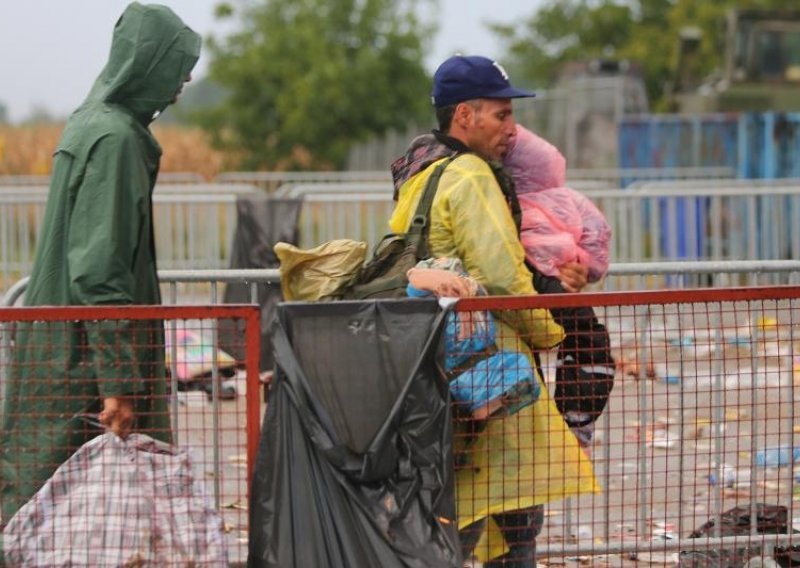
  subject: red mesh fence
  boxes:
[5,287,800,566]
[0,304,261,566]
[453,287,800,567]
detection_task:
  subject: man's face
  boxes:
[461,98,516,162]
[171,73,192,104]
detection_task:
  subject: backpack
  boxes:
[339,156,455,300]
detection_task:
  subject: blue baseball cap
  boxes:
[431,55,536,107]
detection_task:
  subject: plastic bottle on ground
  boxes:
[754,446,800,468]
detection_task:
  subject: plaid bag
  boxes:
[3,433,227,567]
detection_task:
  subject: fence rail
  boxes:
[3,278,800,563]
[453,286,800,563]
[291,182,800,262]
[5,260,800,308]
[4,169,780,288]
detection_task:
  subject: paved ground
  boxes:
[176,372,253,566]
[530,303,800,567]
[178,300,800,566]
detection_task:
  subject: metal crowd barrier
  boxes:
[0,186,256,287]
[0,175,51,186]
[216,170,392,192]
[602,259,800,290]
[3,269,800,563]
[2,174,798,291]
[0,304,262,566]
[4,261,800,308]
[567,165,736,185]
[453,286,800,563]
[628,177,800,191]
[216,166,735,192]
[597,181,797,263]
[294,183,800,262]
[273,181,393,198]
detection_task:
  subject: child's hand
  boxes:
[434,274,474,298]
[407,268,475,298]
[558,262,588,293]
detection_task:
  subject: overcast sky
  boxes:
[0,0,541,123]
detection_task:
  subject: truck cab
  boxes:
[675,9,800,113]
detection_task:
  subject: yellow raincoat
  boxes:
[390,154,599,534]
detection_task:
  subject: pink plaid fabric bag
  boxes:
[4,433,227,567]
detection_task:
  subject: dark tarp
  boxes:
[220,196,302,371]
[248,299,461,567]
[679,503,800,567]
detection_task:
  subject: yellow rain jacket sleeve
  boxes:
[390,154,564,348]
[390,153,598,539]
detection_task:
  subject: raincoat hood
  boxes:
[503,125,566,193]
[85,2,201,125]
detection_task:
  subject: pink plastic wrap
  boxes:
[517,188,611,282]
[504,126,611,282]
[504,125,566,194]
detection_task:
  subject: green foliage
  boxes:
[159,78,228,124]
[494,0,798,110]
[493,0,672,105]
[493,1,645,89]
[195,0,435,170]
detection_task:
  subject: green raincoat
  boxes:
[390,154,599,552]
[0,2,201,522]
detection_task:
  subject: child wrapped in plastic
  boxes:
[406,257,539,420]
[505,125,611,284]
[503,125,616,445]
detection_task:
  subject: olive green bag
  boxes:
[339,157,454,300]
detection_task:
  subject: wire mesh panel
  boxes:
[453,287,800,567]
[0,304,261,566]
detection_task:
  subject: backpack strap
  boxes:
[405,155,456,260]
[487,160,522,234]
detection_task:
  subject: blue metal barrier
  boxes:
[618,112,800,260]
[618,114,739,184]
[619,115,737,259]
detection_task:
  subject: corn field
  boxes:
[0,124,227,180]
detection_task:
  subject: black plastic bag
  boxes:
[220,196,302,371]
[248,299,461,567]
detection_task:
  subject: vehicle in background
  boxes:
[521,57,649,169]
[672,8,800,113]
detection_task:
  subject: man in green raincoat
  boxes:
[0,2,201,524]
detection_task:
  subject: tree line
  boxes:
[6,0,797,170]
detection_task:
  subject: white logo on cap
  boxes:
[492,61,509,80]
